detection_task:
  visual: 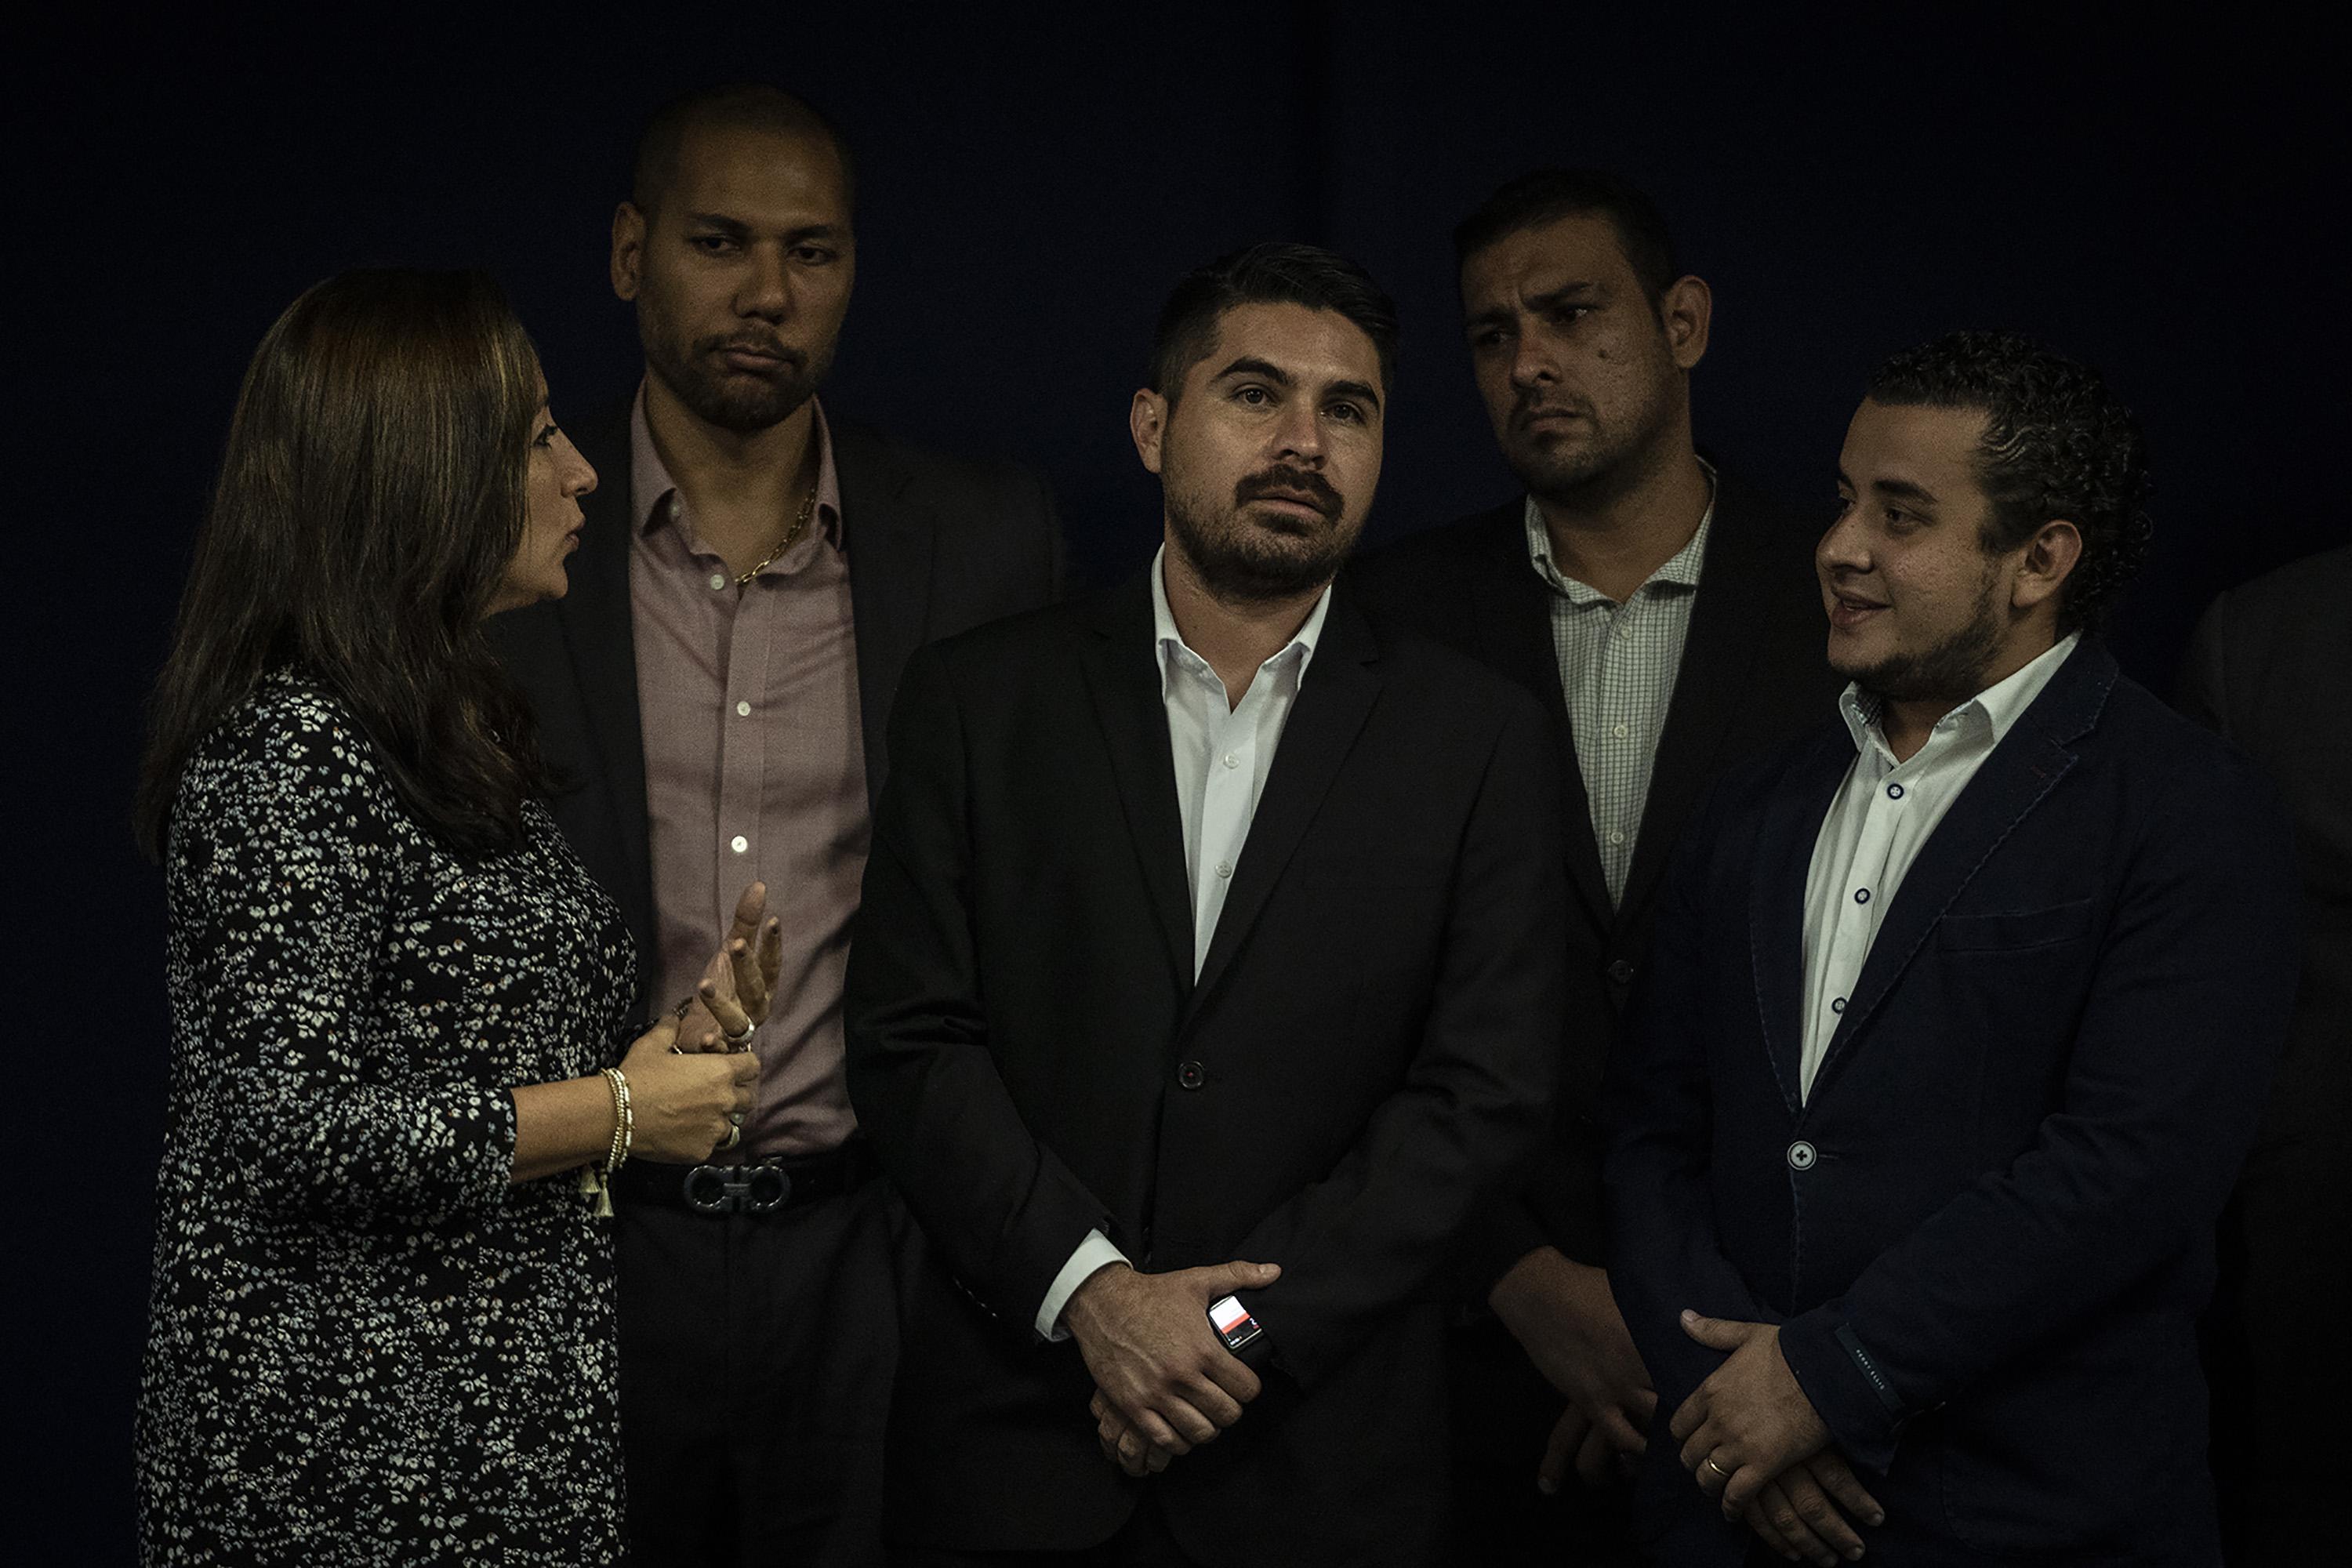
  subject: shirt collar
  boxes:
[1838,631,2082,760]
[1149,544,1331,700]
[629,382,845,552]
[1522,456,1716,605]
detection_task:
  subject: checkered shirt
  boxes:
[1523,474,1715,906]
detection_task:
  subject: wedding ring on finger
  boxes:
[719,1123,742,1152]
[721,1022,755,1048]
[1703,1456,1732,1483]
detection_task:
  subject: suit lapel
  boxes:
[1617,489,1780,933]
[1186,589,1382,1020]
[1806,642,2118,1103]
[1461,507,1614,933]
[1077,579,1197,995]
[836,424,937,808]
[1751,727,1849,1112]
[557,405,653,939]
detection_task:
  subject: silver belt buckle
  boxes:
[682,1163,793,1214]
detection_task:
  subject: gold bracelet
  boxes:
[601,1067,633,1175]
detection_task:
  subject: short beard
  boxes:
[1165,474,1356,604]
[1848,568,2005,707]
[640,303,829,435]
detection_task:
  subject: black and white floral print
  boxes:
[136,670,637,1566]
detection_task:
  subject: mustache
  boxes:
[1233,464,1342,520]
[699,332,805,368]
[1510,390,1592,426]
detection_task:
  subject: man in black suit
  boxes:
[843,243,1569,1566]
[2177,547,2351,1568]
[1606,333,2300,1566]
[489,84,1060,1567]
[1349,170,1839,1561]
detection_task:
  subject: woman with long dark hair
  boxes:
[133,269,775,1565]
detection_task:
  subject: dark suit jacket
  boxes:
[486,399,1062,1009]
[1605,640,2301,1566]
[2178,545,2352,1149]
[1349,477,1840,1279]
[842,573,1570,1565]
[2177,548,2350,1567]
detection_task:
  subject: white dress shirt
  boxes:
[1032,548,1334,1338]
[1797,634,2080,1100]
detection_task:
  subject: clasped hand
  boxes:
[1670,1312,1886,1565]
[1488,1247,1657,1493]
[1065,1259,1277,1478]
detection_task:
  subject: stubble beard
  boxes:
[1165,482,1357,604]
[640,296,831,435]
[1504,358,1679,508]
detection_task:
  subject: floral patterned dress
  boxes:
[136,671,638,1566]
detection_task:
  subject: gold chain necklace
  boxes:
[734,488,817,586]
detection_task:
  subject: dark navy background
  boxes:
[20,5,2341,1559]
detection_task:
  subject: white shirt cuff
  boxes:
[1036,1229,1130,1341]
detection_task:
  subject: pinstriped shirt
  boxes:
[1523,466,1715,906]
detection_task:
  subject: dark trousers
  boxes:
[889,1492,1200,1568]
[1446,1318,1639,1567]
[615,1165,900,1568]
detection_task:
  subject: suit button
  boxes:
[1787,1140,1817,1171]
[1177,1061,1206,1091]
[1606,958,1635,985]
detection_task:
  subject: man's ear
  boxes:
[1661,274,1712,371]
[2012,520,2085,614]
[611,202,648,303]
[1130,389,1168,475]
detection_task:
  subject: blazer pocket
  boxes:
[1935,897,2093,952]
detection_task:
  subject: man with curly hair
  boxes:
[1603,332,2302,1565]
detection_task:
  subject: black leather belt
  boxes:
[608,1141,878,1216]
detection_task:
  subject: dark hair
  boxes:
[1453,168,1680,308]
[1150,242,1399,404]
[632,82,855,220]
[134,268,553,862]
[1867,331,2152,633]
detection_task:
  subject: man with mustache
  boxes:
[844,243,1569,1566]
[1604,333,2299,1565]
[488,83,1062,1567]
[1349,171,1838,1563]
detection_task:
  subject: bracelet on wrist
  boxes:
[601,1066,633,1175]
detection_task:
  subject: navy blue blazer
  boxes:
[1604,640,2299,1566]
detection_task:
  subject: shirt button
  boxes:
[1787,1140,1817,1171]
[1611,722,1629,739]
[1214,860,1234,880]
[1606,958,1635,985]
[1222,753,1240,769]
[1607,829,1625,846]
[1831,996,1846,1014]
[1854,887,1871,905]
[1886,782,1906,800]
[735,700,752,718]
[1177,1060,1207,1091]
[709,572,728,592]
[730,835,748,854]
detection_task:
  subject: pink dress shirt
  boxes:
[628,389,866,1158]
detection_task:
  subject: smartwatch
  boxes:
[1207,1294,1271,1368]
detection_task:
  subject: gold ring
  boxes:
[719,1123,742,1151]
[1704,1457,1732,1481]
